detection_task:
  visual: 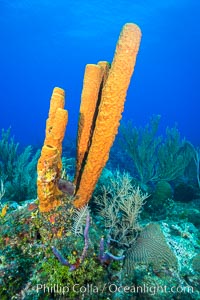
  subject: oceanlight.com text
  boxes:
[36,283,194,296]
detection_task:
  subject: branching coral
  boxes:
[95,170,149,247]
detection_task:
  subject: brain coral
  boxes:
[125,223,178,274]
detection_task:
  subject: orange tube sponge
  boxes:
[37,87,68,212]
[74,62,111,187]
[97,61,110,86]
[45,87,65,147]
[74,23,141,208]
[74,64,103,186]
[49,108,68,153]
[37,145,63,212]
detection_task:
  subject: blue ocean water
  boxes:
[0,0,199,147]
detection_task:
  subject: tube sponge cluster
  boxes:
[37,88,68,212]
[37,23,142,212]
[74,23,142,208]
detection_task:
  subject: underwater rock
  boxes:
[192,253,200,273]
[146,181,173,219]
[186,208,200,228]
[7,201,20,210]
[152,181,173,205]
[174,183,196,202]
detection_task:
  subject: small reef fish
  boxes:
[28,203,38,211]
[1,204,8,217]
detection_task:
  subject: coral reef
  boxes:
[1,22,200,300]
[1,167,200,299]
